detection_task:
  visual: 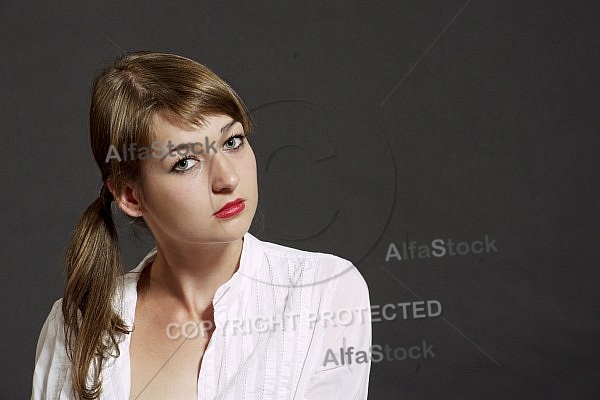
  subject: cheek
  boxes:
[244,163,258,196]
[137,174,183,214]
[245,147,258,180]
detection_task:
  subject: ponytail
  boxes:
[62,186,130,399]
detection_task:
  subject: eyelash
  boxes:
[169,132,247,174]
[170,156,200,174]
[224,133,247,151]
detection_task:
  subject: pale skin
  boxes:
[109,112,258,399]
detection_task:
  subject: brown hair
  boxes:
[62,51,252,399]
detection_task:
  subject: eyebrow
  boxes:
[160,142,192,160]
[220,120,238,136]
[161,143,191,159]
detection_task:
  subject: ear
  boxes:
[107,178,144,218]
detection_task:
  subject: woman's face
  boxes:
[132,112,258,245]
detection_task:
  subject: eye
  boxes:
[172,157,200,172]
[223,134,246,151]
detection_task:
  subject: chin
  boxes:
[206,216,254,243]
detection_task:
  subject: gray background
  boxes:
[1,0,599,398]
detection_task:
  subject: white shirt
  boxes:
[32,232,372,399]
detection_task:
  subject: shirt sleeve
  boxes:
[31,299,70,400]
[301,260,372,400]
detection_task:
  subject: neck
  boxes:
[146,235,244,317]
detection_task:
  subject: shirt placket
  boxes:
[197,282,233,400]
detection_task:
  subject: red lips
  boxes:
[213,198,245,219]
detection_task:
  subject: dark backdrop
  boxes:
[1,0,599,398]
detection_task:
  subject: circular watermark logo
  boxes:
[225,99,397,287]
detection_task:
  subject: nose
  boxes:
[210,153,239,193]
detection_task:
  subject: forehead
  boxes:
[151,112,238,140]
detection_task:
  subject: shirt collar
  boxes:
[118,232,260,325]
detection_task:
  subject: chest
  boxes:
[128,304,214,399]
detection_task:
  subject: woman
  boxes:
[31,51,371,399]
